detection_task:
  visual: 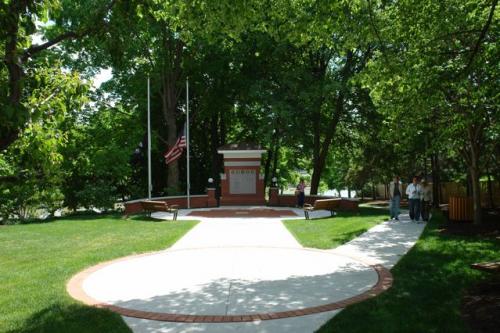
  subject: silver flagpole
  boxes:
[186,78,191,208]
[147,76,152,200]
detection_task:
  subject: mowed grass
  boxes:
[283,207,388,249]
[316,210,500,333]
[0,215,198,333]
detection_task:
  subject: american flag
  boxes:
[164,125,186,165]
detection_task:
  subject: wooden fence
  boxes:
[376,181,500,207]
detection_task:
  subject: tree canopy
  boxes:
[1,0,498,224]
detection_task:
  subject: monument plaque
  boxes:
[230,169,256,194]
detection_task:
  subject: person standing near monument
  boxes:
[388,176,403,221]
[406,176,423,222]
[296,178,306,208]
[420,179,433,222]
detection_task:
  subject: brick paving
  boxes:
[187,208,298,218]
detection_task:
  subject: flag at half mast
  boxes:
[164,124,186,165]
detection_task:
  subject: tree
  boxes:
[0,0,116,151]
[0,65,89,221]
[360,0,499,224]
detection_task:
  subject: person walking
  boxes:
[406,176,422,222]
[389,176,403,221]
[296,178,306,208]
[421,179,432,222]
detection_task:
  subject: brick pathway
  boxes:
[187,208,298,218]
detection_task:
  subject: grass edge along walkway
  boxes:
[283,206,388,249]
[0,214,198,333]
[315,210,500,333]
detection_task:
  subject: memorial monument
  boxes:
[218,143,266,205]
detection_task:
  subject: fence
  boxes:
[375,181,500,207]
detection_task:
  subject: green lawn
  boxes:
[0,215,198,333]
[315,210,500,333]
[283,207,388,249]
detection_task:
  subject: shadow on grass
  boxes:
[126,214,166,222]
[340,207,389,217]
[7,303,131,333]
[331,229,369,245]
[314,211,500,333]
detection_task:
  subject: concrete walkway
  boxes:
[73,207,424,333]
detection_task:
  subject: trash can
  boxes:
[448,196,473,222]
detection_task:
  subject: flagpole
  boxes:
[186,78,191,209]
[147,76,152,200]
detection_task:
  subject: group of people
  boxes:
[389,176,432,223]
[294,176,432,223]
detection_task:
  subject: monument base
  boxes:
[219,195,267,206]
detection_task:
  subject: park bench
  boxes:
[303,198,341,220]
[140,200,179,220]
[470,262,500,274]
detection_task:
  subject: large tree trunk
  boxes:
[310,51,354,194]
[160,33,184,192]
[272,143,280,179]
[210,111,220,185]
[263,149,273,188]
[308,50,329,194]
[462,124,484,225]
[209,110,226,200]
[264,125,280,187]
[1,1,24,150]
[310,108,322,193]
[470,165,482,225]
[310,92,343,194]
[486,166,494,208]
[431,153,441,207]
[161,75,179,191]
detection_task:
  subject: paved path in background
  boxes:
[71,207,424,333]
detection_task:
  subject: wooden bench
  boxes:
[140,201,179,220]
[470,262,500,274]
[303,198,341,220]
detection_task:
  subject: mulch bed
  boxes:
[461,274,500,333]
[447,209,500,332]
[438,209,500,238]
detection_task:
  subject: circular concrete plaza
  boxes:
[68,246,392,323]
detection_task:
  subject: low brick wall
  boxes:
[124,195,213,215]
[125,191,359,216]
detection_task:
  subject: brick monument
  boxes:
[218,143,266,205]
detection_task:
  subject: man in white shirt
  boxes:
[388,176,403,221]
[406,176,422,222]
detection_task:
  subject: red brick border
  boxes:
[187,209,298,218]
[67,248,393,323]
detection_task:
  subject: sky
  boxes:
[32,27,112,89]
[92,68,113,89]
